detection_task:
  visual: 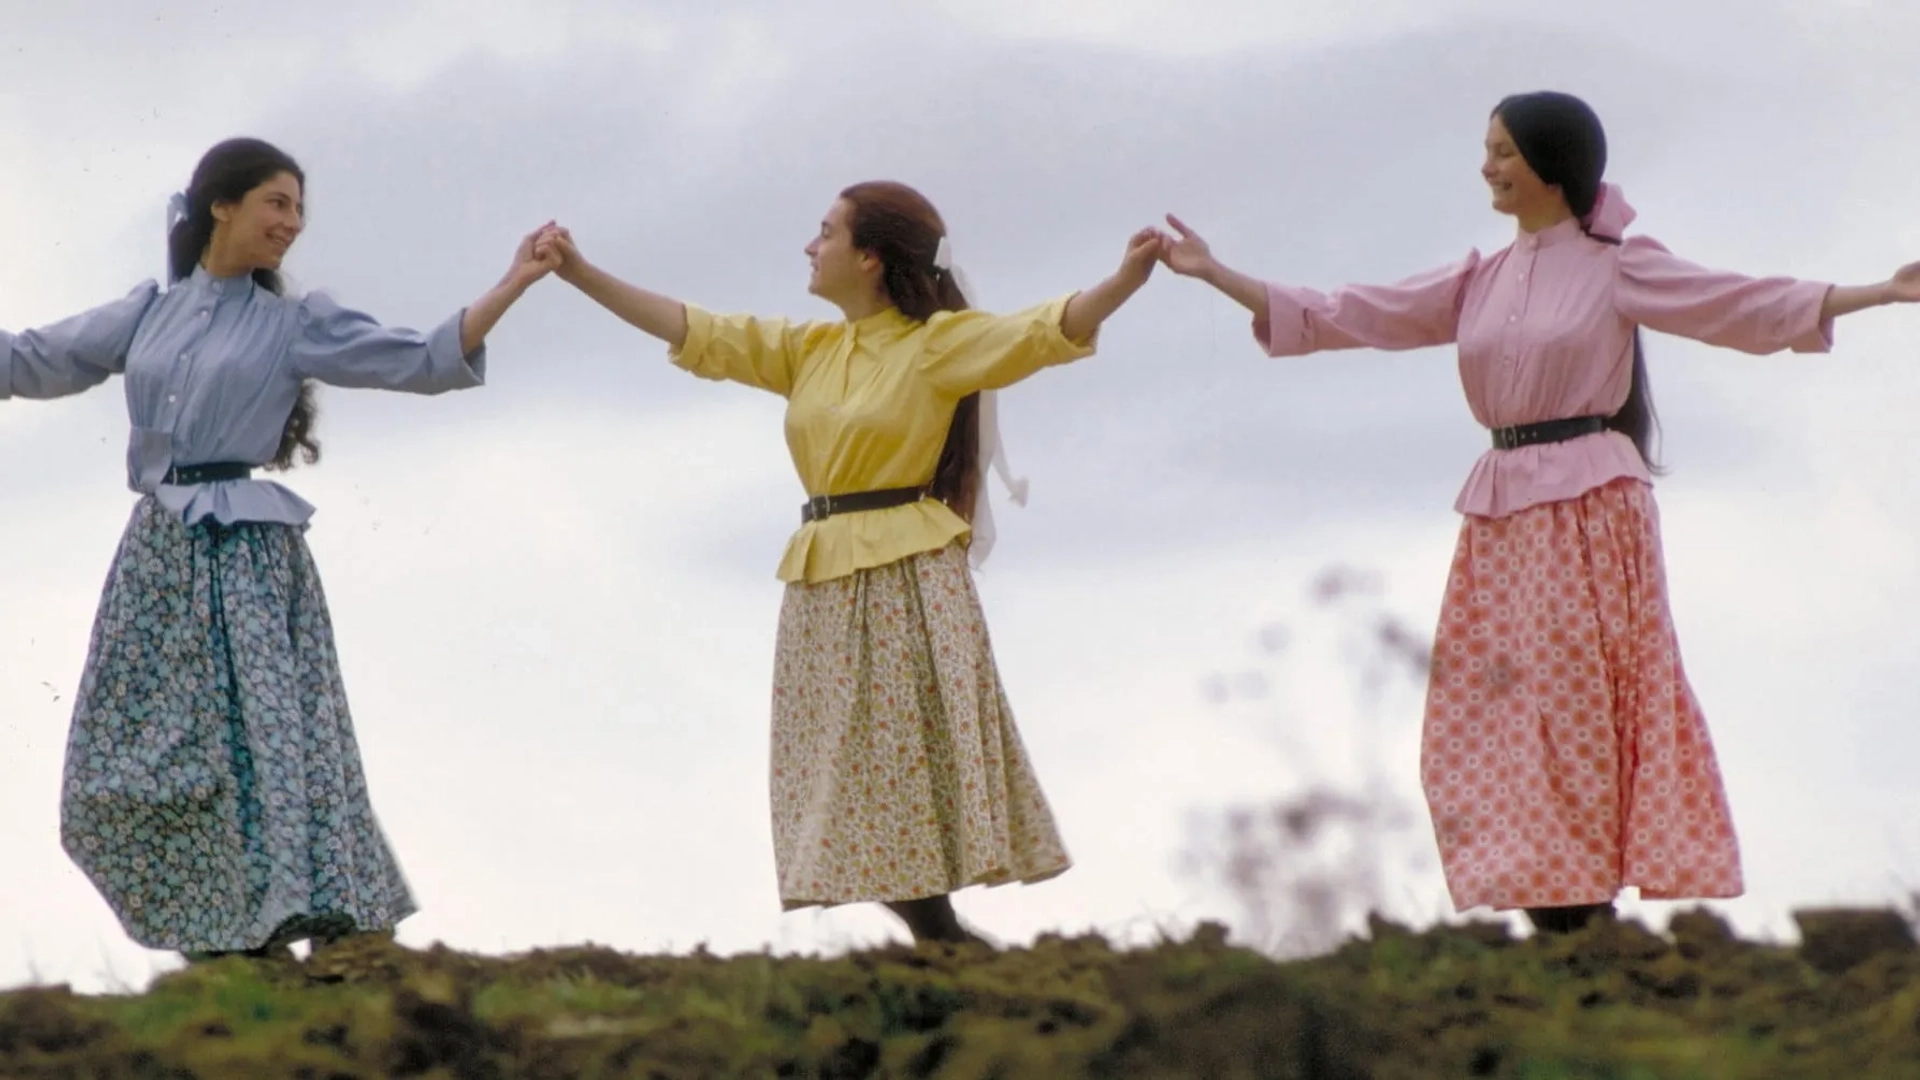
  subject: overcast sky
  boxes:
[3,0,1917,993]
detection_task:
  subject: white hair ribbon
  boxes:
[932,235,1027,570]
[163,191,189,289]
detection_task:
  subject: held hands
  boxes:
[462,220,566,353]
[503,220,564,291]
[531,223,586,285]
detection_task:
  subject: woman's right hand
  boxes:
[534,224,587,284]
[1159,214,1218,280]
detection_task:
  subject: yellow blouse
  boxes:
[670,295,1096,584]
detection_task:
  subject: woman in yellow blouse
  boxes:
[538,182,1159,944]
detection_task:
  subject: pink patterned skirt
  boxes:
[1421,477,1744,912]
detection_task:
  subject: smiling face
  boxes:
[1482,115,1560,222]
[803,197,879,305]
[209,169,305,273]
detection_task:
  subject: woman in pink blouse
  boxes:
[1157,90,1920,934]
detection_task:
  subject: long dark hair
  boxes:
[838,180,982,518]
[1493,91,1664,474]
[168,137,320,472]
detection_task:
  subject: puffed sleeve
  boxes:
[1253,251,1480,356]
[288,290,485,392]
[0,281,159,400]
[915,295,1096,397]
[670,304,836,397]
[1614,235,1833,354]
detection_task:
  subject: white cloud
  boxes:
[343,0,677,89]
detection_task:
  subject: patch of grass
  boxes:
[5,908,1920,1078]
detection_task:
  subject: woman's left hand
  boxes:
[503,221,563,290]
[1886,260,1920,304]
[1118,226,1165,288]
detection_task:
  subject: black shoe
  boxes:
[180,942,293,963]
[1526,902,1615,935]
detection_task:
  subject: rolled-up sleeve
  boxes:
[670,305,834,397]
[1,282,159,400]
[917,295,1095,396]
[1253,252,1478,357]
[288,290,485,392]
[1615,235,1833,354]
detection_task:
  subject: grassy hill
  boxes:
[4,906,1919,1078]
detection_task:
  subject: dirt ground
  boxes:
[3,906,1918,1078]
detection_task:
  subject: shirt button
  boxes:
[167,394,177,403]
[1508,315,1517,322]
[199,310,210,319]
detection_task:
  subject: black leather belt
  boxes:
[801,485,926,524]
[1490,415,1607,451]
[163,461,254,486]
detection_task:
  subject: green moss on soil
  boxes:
[4,908,1918,1078]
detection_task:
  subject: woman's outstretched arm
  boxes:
[1158,212,1475,356]
[1057,226,1164,344]
[1158,214,1272,321]
[538,226,689,349]
[1820,261,1920,320]
[1,284,159,400]
[456,222,564,356]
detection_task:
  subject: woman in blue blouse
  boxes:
[0,137,555,960]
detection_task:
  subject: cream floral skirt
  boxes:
[769,539,1071,909]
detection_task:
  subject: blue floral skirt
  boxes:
[57,497,416,953]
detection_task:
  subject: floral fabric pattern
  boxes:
[1422,478,1744,912]
[59,497,416,953]
[770,540,1071,909]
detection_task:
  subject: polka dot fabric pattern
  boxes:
[1421,477,1743,912]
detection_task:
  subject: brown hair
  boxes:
[170,137,321,472]
[838,180,982,520]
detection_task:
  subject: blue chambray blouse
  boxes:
[0,266,484,526]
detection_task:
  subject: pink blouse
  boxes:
[1251,189,1835,518]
